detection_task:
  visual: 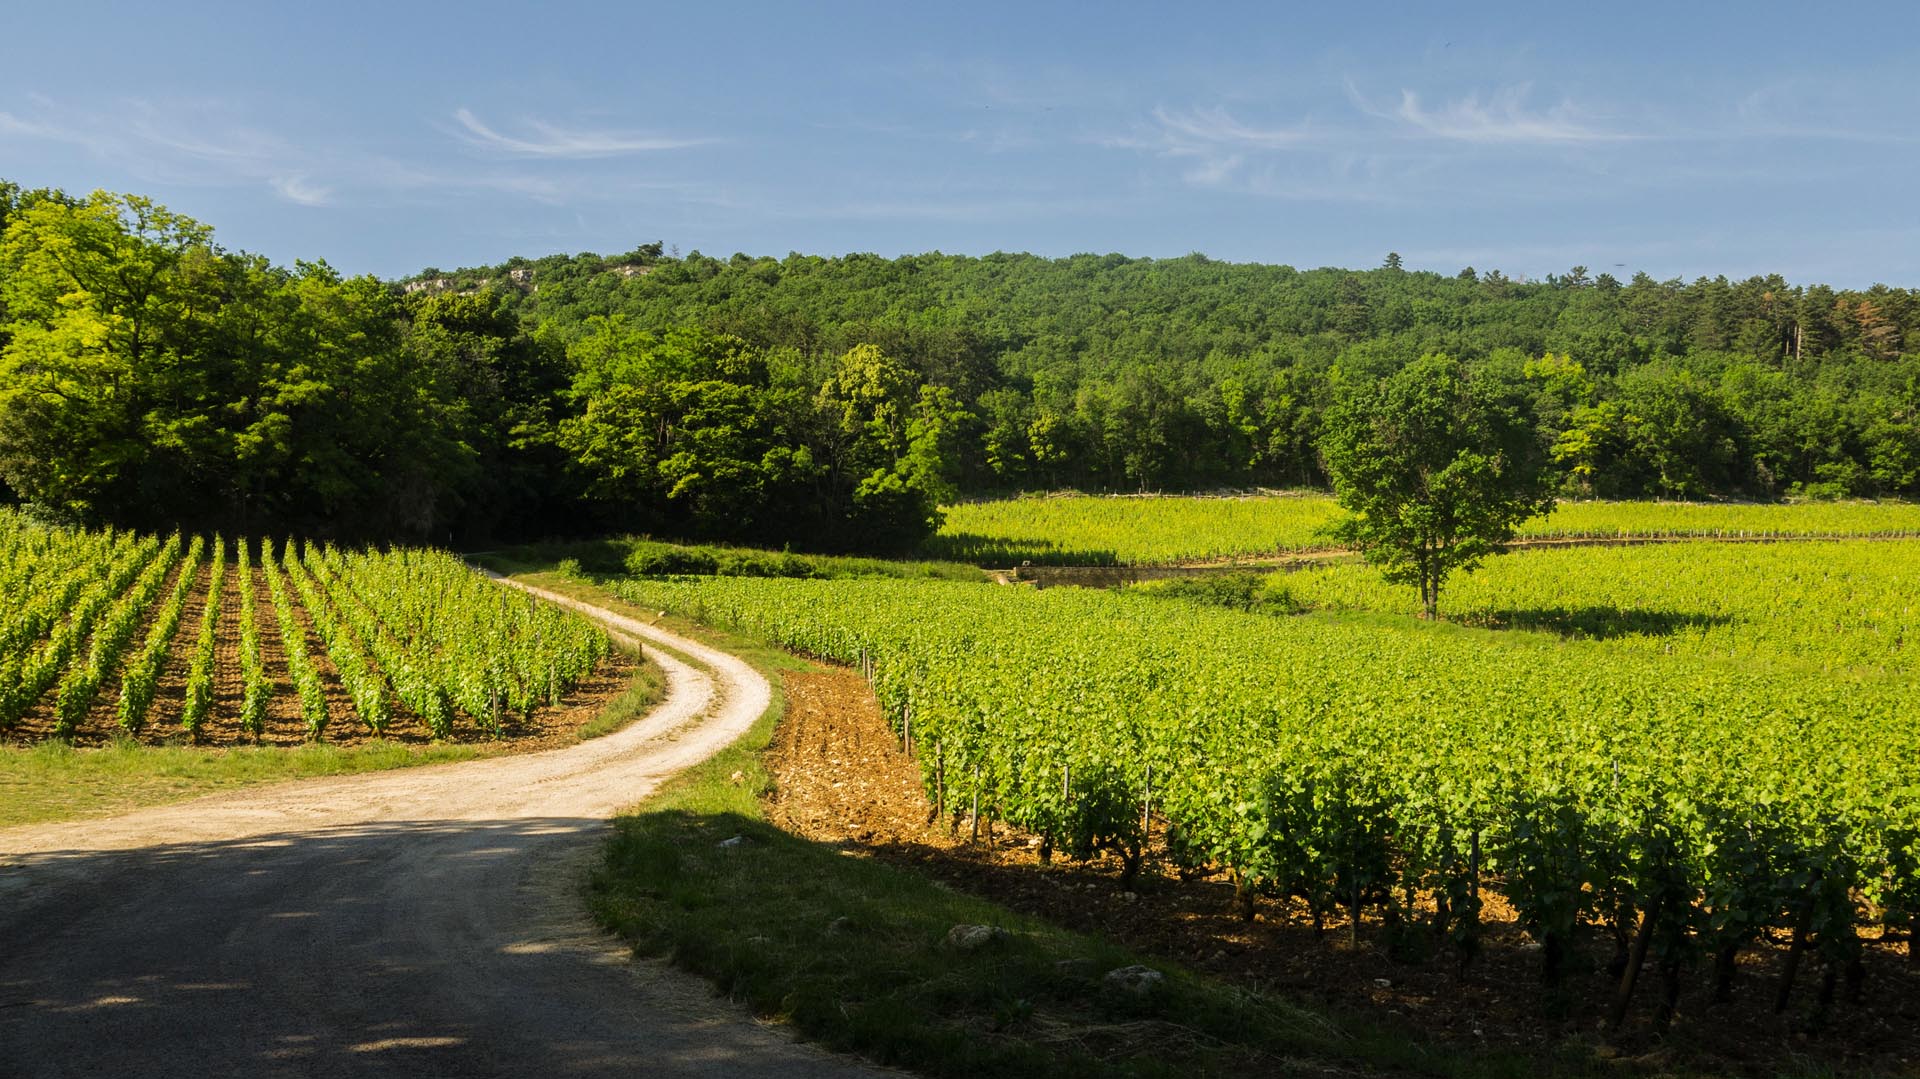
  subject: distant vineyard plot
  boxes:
[1279,540,1918,676]
[929,493,1920,565]
[0,510,612,747]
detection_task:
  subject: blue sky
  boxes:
[3,2,1916,285]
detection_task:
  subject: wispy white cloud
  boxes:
[1358,82,1637,144]
[1730,82,1920,146]
[270,175,331,206]
[0,96,658,210]
[0,107,124,156]
[1151,106,1313,150]
[450,108,711,157]
[0,97,315,201]
[1089,104,1409,200]
[1088,106,1325,191]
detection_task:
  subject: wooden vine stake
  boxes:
[1142,764,1153,840]
[971,765,981,842]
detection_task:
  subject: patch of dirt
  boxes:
[764,667,1920,1076]
[763,671,936,844]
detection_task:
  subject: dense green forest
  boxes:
[3,180,1917,549]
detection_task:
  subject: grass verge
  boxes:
[576,654,667,740]
[0,739,488,828]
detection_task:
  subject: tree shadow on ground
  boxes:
[917,533,1119,568]
[1465,605,1734,641]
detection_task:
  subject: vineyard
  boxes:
[1276,541,1919,677]
[930,493,1920,565]
[0,510,613,746]
[615,567,1920,1030]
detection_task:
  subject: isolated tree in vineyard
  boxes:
[1319,354,1553,619]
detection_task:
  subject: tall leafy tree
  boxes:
[0,191,214,522]
[1319,355,1554,619]
[817,342,970,549]
[0,189,481,538]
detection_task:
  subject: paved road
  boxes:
[0,584,883,1078]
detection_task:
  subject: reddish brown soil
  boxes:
[14,557,200,740]
[5,560,639,752]
[276,566,378,743]
[764,668,1920,1076]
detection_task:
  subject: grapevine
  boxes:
[262,538,328,741]
[616,569,1920,1018]
[116,535,206,734]
[235,539,271,738]
[179,536,226,741]
[52,534,185,738]
[286,541,390,735]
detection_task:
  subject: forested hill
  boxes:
[428,246,1920,497]
[3,180,1918,551]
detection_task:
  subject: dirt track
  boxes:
[0,580,881,1078]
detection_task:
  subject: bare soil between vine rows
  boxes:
[764,667,1920,1076]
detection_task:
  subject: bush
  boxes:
[1136,572,1303,615]
[613,539,983,582]
[626,544,721,576]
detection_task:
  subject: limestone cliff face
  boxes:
[397,260,650,296]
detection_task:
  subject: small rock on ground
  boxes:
[944,924,1010,952]
[1102,964,1166,997]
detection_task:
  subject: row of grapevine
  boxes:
[235,540,270,737]
[0,535,162,730]
[179,537,226,740]
[282,541,390,735]
[261,539,328,740]
[617,572,1920,1025]
[303,547,454,737]
[51,536,186,738]
[118,537,208,734]
[3,509,614,743]
[314,546,607,734]
[0,528,141,659]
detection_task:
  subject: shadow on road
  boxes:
[2,818,862,1078]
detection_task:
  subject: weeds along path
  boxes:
[0,580,875,1079]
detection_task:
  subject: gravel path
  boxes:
[0,580,884,1078]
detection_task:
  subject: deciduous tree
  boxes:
[1319,355,1553,619]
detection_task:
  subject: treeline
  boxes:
[3,180,1918,551]
[471,246,1920,501]
[0,184,958,549]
